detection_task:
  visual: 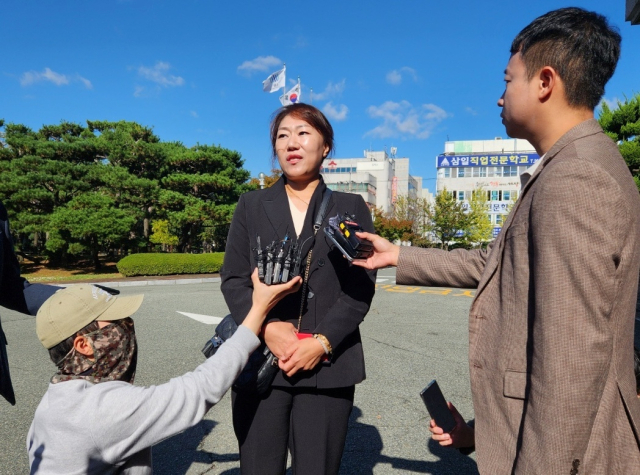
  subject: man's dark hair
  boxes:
[510,7,621,110]
[48,321,100,367]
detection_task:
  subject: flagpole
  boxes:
[282,63,286,104]
[297,76,300,103]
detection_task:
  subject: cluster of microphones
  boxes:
[252,212,374,287]
[254,235,307,285]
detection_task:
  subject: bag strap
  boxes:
[313,188,333,234]
[296,188,332,331]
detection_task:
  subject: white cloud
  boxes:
[386,67,418,85]
[386,70,402,85]
[77,75,93,89]
[312,79,346,101]
[190,110,199,118]
[598,96,620,111]
[323,102,349,122]
[294,36,308,49]
[365,100,450,139]
[465,107,478,116]
[19,68,93,89]
[237,55,282,76]
[137,61,184,87]
[20,68,69,86]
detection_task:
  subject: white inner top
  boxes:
[288,196,307,236]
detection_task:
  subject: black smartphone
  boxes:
[420,380,457,433]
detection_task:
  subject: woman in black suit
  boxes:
[221,103,376,474]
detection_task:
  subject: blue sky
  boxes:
[2,1,638,190]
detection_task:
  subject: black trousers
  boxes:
[232,385,355,475]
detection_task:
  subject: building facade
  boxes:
[436,138,539,236]
[321,150,425,213]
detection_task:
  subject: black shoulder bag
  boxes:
[202,188,332,395]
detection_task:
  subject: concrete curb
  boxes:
[56,277,221,288]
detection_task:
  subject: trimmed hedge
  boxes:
[117,253,225,277]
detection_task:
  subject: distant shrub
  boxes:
[117,253,224,277]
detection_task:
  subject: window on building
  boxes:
[451,190,457,199]
[491,190,500,201]
[479,167,487,177]
[496,214,504,225]
[456,167,471,177]
[458,191,465,201]
[444,168,451,178]
[451,168,458,178]
[488,166,502,177]
[503,166,518,177]
[518,166,528,174]
[503,190,511,201]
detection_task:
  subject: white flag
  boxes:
[262,66,286,93]
[279,82,302,106]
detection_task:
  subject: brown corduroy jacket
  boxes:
[398,119,640,474]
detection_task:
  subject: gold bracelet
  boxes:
[313,333,332,354]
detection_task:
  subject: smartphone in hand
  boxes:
[420,380,457,433]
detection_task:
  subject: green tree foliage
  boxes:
[149,219,179,250]
[374,188,494,250]
[598,93,640,191]
[157,143,251,252]
[460,187,493,248]
[430,188,470,250]
[372,207,415,242]
[0,119,250,269]
[47,193,136,270]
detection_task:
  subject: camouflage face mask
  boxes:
[51,318,137,385]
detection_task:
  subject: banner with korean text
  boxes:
[436,153,540,168]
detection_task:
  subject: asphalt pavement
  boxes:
[0,268,478,474]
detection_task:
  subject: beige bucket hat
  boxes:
[36,285,144,349]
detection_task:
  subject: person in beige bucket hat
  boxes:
[36,284,144,351]
[28,271,301,474]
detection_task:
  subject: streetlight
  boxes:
[258,172,266,189]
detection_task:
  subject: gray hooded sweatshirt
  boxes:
[27,325,258,474]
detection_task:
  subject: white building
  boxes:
[321,150,426,213]
[436,138,539,236]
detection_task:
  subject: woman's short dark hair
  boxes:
[270,103,334,160]
[48,321,100,367]
[510,7,621,111]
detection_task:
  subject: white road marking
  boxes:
[177,311,223,325]
[376,278,388,283]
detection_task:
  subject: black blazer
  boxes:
[0,202,58,405]
[220,176,376,388]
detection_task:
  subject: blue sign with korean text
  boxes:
[493,227,502,237]
[436,153,540,168]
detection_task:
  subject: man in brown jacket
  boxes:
[355,8,640,474]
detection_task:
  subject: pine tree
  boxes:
[598,93,640,191]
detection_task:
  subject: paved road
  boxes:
[0,269,478,474]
